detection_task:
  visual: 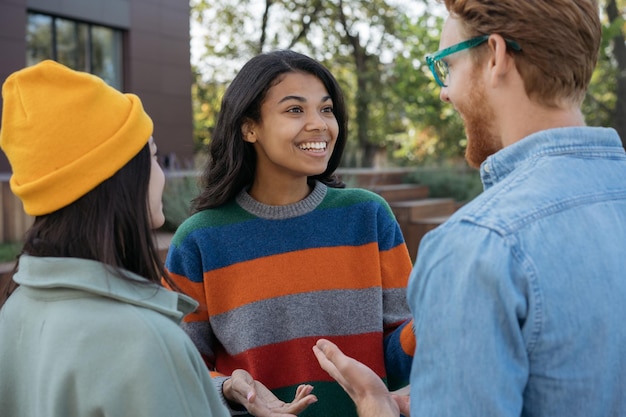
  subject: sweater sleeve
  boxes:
[384,318,415,389]
[376,198,415,389]
[164,225,220,371]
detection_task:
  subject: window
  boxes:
[27,12,124,90]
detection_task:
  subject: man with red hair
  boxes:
[313,1,626,416]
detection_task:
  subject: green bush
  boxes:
[0,242,22,264]
[406,164,483,203]
[162,171,201,232]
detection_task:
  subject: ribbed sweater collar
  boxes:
[235,180,327,220]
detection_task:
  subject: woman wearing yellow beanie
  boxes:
[0,61,311,417]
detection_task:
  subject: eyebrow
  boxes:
[278,95,332,104]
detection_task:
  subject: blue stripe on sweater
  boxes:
[167,188,405,280]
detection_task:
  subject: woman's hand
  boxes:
[312,338,401,417]
[392,393,411,416]
[223,369,317,417]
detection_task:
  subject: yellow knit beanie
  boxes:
[0,60,153,216]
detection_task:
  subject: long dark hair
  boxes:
[192,50,348,212]
[9,143,172,288]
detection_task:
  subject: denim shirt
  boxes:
[408,127,626,417]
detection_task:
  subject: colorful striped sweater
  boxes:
[165,181,415,417]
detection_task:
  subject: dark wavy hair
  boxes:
[192,50,348,212]
[3,143,174,300]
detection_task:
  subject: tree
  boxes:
[385,11,466,164]
[190,0,625,167]
[191,0,429,167]
[191,66,225,154]
[583,0,626,149]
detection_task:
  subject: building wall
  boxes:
[27,0,131,27]
[128,0,195,168]
[0,1,28,111]
[0,0,194,172]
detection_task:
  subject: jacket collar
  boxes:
[13,255,198,323]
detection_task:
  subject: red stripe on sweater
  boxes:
[214,333,385,389]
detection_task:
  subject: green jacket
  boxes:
[0,255,230,417]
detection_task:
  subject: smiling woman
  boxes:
[163,50,416,417]
[241,71,339,204]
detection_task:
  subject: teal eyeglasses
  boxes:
[425,35,522,87]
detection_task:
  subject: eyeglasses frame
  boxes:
[425,35,522,87]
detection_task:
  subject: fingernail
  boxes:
[247,392,253,401]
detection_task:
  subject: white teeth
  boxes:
[298,142,327,151]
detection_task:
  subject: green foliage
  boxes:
[583,9,620,127]
[192,67,226,153]
[386,11,467,164]
[592,0,626,147]
[161,172,201,232]
[190,0,624,168]
[0,242,22,264]
[190,0,455,167]
[406,164,483,203]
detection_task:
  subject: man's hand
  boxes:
[223,369,317,417]
[313,338,402,417]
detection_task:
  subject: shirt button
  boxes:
[483,164,490,173]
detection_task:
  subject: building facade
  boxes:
[0,0,195,243]
[0,0,195,173]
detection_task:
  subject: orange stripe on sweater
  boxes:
[203,243,410,315]
[400,318,416,355]
[380,242,413,288]
[164,271,208,322]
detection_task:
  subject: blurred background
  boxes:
[0,0,624,258]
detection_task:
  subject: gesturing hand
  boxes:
[312,338,401,417]
[223,369,317,417]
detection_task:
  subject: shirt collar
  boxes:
[480,127,623,189]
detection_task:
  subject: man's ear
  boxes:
[487,34,516,87]
[241,119,256,143]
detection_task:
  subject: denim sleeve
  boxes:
[407,221,532,417]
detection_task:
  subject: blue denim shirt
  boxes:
[408,127,626,417]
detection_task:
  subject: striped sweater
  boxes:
[165,181,415,417]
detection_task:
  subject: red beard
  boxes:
[457,73,501,169]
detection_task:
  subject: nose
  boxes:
[439,87,451,103]
[307,112,328,131]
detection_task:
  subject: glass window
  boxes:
[26,13,53,65]
[26,12,123,90]
[92,25,123,89]
[55,18,88,71]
